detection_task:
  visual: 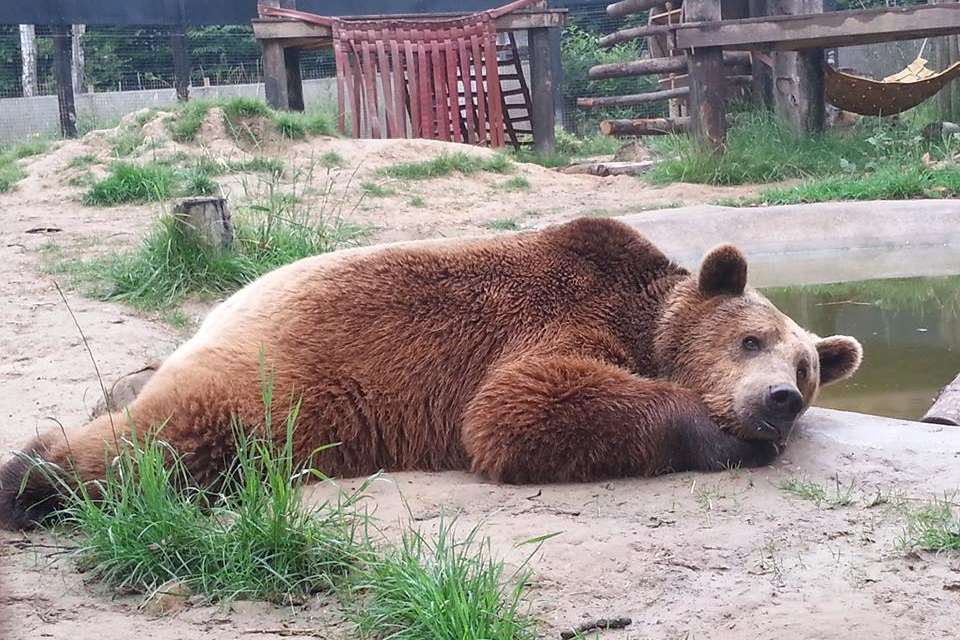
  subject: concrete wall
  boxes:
[0,78,338,145]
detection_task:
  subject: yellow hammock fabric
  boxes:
[825,56,960,116]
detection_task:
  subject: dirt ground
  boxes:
[1,116,957,639]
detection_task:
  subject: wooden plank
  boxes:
[600,117,689,136]
[52,25,77,138]
[676,3,960,51]
[577,86,689,108]
[922,372,960,426]
[529,27,556,154]
[749,0,773,107]
[607,0,665,18]
[263,40,290,109]
[685,0,726,152]
[170,27,190,102]
[251,10,566,41]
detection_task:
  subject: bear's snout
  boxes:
[763,384,804,426]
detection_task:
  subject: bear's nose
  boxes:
[765,384,803,422]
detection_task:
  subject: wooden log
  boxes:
[922,372,960,426]
[285,47,305,111]
[51,25,77,138]
[529,27,557,153]
[685,0,727,152]
[600,23,675,48]
[560,160,655,177]
[600,117,689,136]
[173,197,233,251]
[607,0,669,18]
[589,51,750,80]
[578,86,689,109]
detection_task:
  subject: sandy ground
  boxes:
[1,116,957,639]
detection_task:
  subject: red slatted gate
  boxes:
[258,1,540,148]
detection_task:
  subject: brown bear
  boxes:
[0,217,862,530]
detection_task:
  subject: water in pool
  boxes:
[763,275,960,421]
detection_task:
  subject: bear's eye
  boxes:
[741,336,761,352]
[797,362,809,381]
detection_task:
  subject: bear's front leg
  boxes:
[461,355,778,483]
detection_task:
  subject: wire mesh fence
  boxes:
[0,0,947,145]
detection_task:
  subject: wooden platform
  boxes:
[675,3,960,51]
[253,8,566,152]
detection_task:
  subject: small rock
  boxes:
[140,579,193,615]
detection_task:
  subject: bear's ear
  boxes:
[698,244,748,297]
[816,335,863,386]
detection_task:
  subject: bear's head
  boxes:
[655,244,862,441]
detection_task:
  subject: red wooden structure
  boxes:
[258,1,542,147]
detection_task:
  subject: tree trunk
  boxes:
[19,25,37,97]
[72,25,86,96]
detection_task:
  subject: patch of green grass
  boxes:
[111,129,145,157]
[320,151,346,169]
[10,138,50,159]
[736,164,960,205]
[77,170,365,309]
[408,195,426,208]
[221,97,273,120]
[82,160,222,205]
[483,218,521,231]
[380,152,513,180]
[273,110,337,139]
[41,377,369,601]
[187,155,284,178]
[648,109,956,186]
[500,176,530,192]
[68,154,99,169]
[0,156,25,193]
[134,108,159,127]
[352,517,538,640]
[511,148,571,169]
[779,474,856,509]
[83,162,179,205]
[899,497,960,551]
[555,128,621,158]
[361,181,397,198]
[168,100,214,142]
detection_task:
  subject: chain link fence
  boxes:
[0,0,947,145]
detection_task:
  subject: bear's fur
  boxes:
[0,218,862,529]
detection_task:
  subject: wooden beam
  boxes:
[578,86,689,109]
[676,3,960,51]
[606,0,665,18]
[600,117,689,136]
[529,27,556,154]
[51,25,77,138]
[251,10,566,41]
[685,0,726,152]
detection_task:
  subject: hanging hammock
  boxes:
[257,1,540,146]
[825,55,960,117]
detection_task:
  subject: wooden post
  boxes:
[171,26,191,102]
[173,197,233,251]
[19,25,38,97]
[529,27,557,154]
[770,0,825,134]
[685,0,727,152]
[749,0,774,108]
[262,0,303,110]
[52,25,78,138]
